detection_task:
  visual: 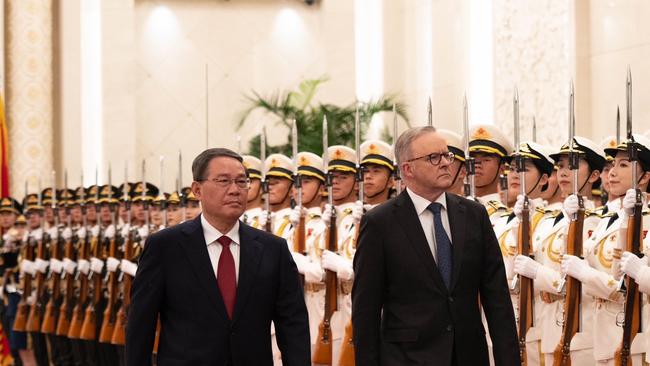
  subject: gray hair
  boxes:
[192,148,243,181]
[394,126,437,165]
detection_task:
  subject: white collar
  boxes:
[406,188,447,216]
[200,214,240,247]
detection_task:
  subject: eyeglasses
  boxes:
[202,177,250,189]
[406,151,455,165]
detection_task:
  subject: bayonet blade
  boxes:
[427,97,432,126]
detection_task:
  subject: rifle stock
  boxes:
[80,234,105,340]
[68,235,92,339]
[99,236,119,343]
[313,214,338,365]
[56,236,76,336]
[517,205,534,366]
[338,224,359,366]
[614,206,643,366]
[13,238,35,332]
[552,206,584,366]
[42,234,63,334]
[25,236,47,332]
[111,229,134,345]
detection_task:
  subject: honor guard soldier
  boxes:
[263,154,295,241]
[468,124,514,220]
[600,136,621,207]
[513,137,605,364]
[0,197,24,365]
[287,151,327,348]
[490,141,554,366]
[180,187,201,221]
[562,134,650,364]
[85,185,100,228]
[166,191,183,226]
[151,193,169,231]
[117,183,132,226]
[131,182,158,241]
[241,155,264,229]
[438,129,468,197]
[359,140,395,207]
[320,145,363,363]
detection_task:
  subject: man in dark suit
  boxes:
[125,148,310,366]
[352,127,519,366]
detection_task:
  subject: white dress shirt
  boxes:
[201,214,241,283]
[406,188,452,263]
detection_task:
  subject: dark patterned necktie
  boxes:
[427,203,453,289]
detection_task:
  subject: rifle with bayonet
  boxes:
[99,166,120,343]
[42,170,64,334]
[513,88,534,365]
[13,182,37,332]
[463,95,476,200]
[313,116,338,365]
[55,184,76,337]
[23,179,47,333]
[614,67,642,366]
[80,168,103,340]
[553,82,584,366]
[291,120,306,256]
[392,104,402,195]
[111,163,132,345]
[261,127,272,233]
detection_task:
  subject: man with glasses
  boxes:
[352,126,519,366]
[126,147,310,366]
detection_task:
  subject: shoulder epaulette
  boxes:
[487,200,507,212]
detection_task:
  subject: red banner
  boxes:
[0,96,8,197]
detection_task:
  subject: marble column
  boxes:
[6,0,54,198]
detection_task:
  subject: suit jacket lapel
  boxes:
[446,193,466,291]
[232,223,263,325]
[394,190,447,292]
[180,215,229,322]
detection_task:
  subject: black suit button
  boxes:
[446,324,453,332]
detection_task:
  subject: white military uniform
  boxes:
[242,206,263,230]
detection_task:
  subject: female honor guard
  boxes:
[437,130,467,197]
[562,134,650,364]
[514,137,605,364]
[492,141,554,366]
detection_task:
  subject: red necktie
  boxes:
[216,235,236,319]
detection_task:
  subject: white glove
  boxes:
[322,204,332,226]
[90,225,100,238]
[623,188,639,216]
[321,250,354,281]
[120,224,131,239]
[48,227,59,240]
[561,254,589,282]
[289,207,305,227]
[352,200,364,224]
[259,210,269,228]
[513,195,535,221]
[513,255,540,279]
[291,252,308,274]
[34,258,49,274]
[61,227,72,241]
[50,258,64,274]
[20,260,36,276]
[138,226,149,241]
[106,257,120,272]
[77,259,90,275]
[90,257,104,274]
[104,225,116,239]
[620,251,648,280]
[563,194,580,218]
[76,227,87,240]
[30,228,43,242]
[3,233,14,246]
[62,258,77,275]
[120,259,138,277]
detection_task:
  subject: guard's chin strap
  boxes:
[365,176,392,200]
[303,182,323,206]
[451,163,463,187]
[477,161,503,188]
[272,182,293,207]
[526,175,544,196]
